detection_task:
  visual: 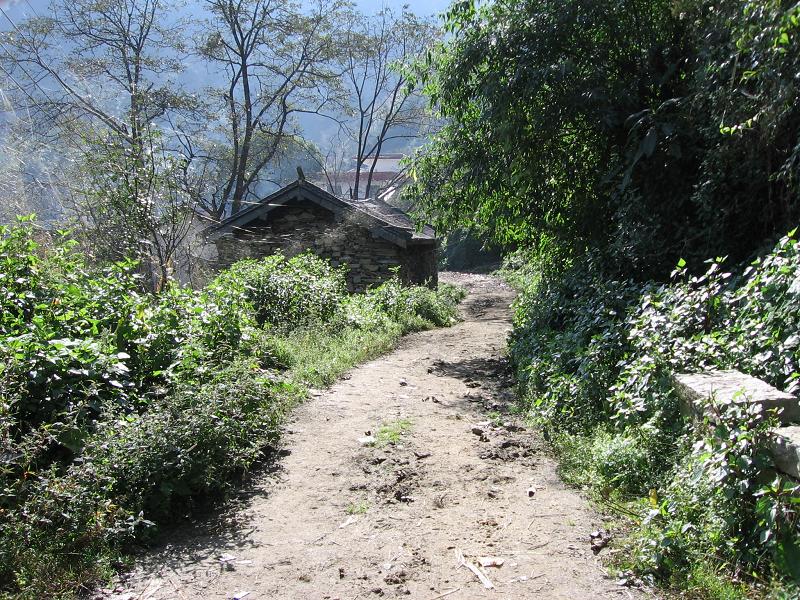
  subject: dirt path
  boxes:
[106,274,647,600]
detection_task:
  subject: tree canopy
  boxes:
[408,0,800,279]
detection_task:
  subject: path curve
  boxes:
[106,274,647,600]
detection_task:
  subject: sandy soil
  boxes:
[102,274,650,600]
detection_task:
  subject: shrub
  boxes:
[507,230,800,589]
[508,256,641,434]
[337,293,394,331]
[366,275,464,331]
[213,253,347,328]
[80,360,296,524]
[0,219,465,597]
[403,284,464,327]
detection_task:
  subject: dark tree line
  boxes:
[409,0,800,279]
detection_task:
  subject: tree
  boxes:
[337,7,436,200]
[308,128,352,195]
[0,121,65,224]
[199,0,345,218]
[408,0,683,256]
[409,0,800,279]
[0,0,188,153]
[0,0,197,287]
[66,128,196,290]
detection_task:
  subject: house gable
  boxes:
[207,179,438,291]
[208,179,433,249]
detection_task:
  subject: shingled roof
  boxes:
[207,179,436,248]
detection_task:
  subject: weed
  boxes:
[374,419,413,447]
[685,563,750,600]
[0,220,465,598]
[506,230,800,593]
[279,325,403,389]
[346,501,370,515]
[487,411,503,427]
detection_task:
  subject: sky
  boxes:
[1,0,453,21]
[353,0,452,18]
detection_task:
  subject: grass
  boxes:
[682,564,751,600]
[346,501,370,515]
[487,410,503,427]
[374,419,413,447]
[272,324,405,388]
[549,428,762,600]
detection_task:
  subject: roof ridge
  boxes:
[206,179,436,246]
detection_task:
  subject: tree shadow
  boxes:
[433,355,509,384]
[117,447,290,588]
[462,294,510,322]
[429,355,517,415]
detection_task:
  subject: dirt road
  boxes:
[107,274,646,600]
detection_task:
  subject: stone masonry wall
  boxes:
[214,200,438,291]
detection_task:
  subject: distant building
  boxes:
[316,154,408,199]
[207,178,438,291]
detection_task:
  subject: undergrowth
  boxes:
[0,218,464,598]
[506,230,800,597]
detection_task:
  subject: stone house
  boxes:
[207,178,439,290]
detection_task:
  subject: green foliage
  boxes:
[508,231,800,590]
[346,501,370,515]
[366,274,464,331]
[214,253,347,328]
[410,0,800,279]
[556,426,679,499]
[409,0,687,269]
[0,220,464,597]
[81,362,294,525]
[508,254,642,434]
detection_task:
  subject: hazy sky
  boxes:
[1,0,453,21]
[353,0,451,18]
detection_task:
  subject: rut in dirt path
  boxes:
[104,274,650,600]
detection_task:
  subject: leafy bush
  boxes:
[366,274,464,331]
[411,0,800,281]
[214,253,347,328]
[508,230,800,591]
[508,257,642,434]
[0,219,464,597]
[558,425,680,499]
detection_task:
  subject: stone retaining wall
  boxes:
[673,370,800,480]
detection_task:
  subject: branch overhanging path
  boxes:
[105,274,651,600]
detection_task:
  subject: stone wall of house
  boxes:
[213,200,438,291]
[404,243,438,288]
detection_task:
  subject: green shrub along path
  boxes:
[503,232,800,597]
[0,219,465,599]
